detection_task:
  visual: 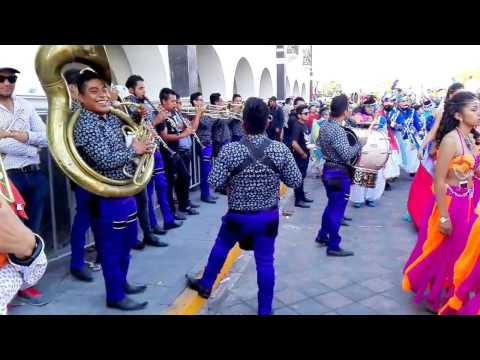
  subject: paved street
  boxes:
[203,169,429,315]
[10,166,428,315]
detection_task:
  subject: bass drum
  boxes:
[348,127,391,188]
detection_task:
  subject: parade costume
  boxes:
[196,114,217,201]
[349,103,386,207]
[406,100,437,228]
[74,109,141,304]
[403,131,477,312]
[193,134,302,315]
[316,119,361,252]
[391,99,423,174]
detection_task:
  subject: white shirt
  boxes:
[0,95,48,170]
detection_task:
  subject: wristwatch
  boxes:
[439,216,449,224]
[9,233,44,267]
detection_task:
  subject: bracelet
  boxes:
[8,233,45,267]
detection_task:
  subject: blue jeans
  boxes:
[317,165,351,251]
[7,169,49,234]
[70,185,94,271]
[200,208,279,315]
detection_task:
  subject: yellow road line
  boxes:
[165,244,242,315]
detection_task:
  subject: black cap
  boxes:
[0,67,20,74]
[269,96,277,101]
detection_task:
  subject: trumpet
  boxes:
[180,104,243,121]
[176,111,205,150]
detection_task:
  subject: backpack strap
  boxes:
[229,137,279,177]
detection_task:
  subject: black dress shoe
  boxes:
[132,241,145,250]
[189,202,200,209]
[180,207,200,215]
[124,282,147,295]
[385,182,392,191]
[315,236,328,247]
[185,274,211,299]
[164,220,183,230]
[71,267,94,282]
[303,197,314,203]
[144,234,168,247]
[201,197,217,204]
[343,216,352,221]
[327,248,354,257]
[295,201,310,208]
[341,220,350,226]
[152,225,167,235]
[107,297,148,311]
[174,213,187,220]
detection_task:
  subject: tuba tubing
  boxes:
[35,45,153,197]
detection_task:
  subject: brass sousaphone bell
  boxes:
[35,45,154,197]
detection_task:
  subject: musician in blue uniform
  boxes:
[229,94,244,142]
[391,94,423,176]
[190,92,218,204]
[186,97,302,315]
[73,70,151,311]
[123,75,182,249]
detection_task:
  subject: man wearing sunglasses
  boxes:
[0,66,49,236]
[289,104,314,208]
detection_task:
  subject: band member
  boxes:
[403,91,480,313]
[211,92,232,158]
[315,94,361,257]
[186,97,302,315]
[190,92,218,204]
[287,104,313,208]
[0,66,49,235]
[63,68,99,281]
[349,96,386,208]
[229,94,244,142]
[391,94,423,176]
[124,75,182,247]
[158,88,200,216]
[0,182,47,315]
[266,96,285,141]
[73,70,150,310]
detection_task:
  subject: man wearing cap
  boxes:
[266,96,285,141]
[0,66,49,235]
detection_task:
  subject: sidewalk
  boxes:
[9,190,229,315]
[203,170,429,315]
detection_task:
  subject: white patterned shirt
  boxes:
[0,95,48,170]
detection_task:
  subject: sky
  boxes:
[312,45,480,94]
[2,45,480,96]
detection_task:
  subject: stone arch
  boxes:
[259,68,274,99]
[196,45,226,99]
[233,57,255,98]
[105,45,168,100]
[286,76,291,97]
[301,83,307,99]
[293,80,300,97]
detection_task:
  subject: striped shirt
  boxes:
[0,96,48,170]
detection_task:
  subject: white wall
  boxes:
[285,45,311,100]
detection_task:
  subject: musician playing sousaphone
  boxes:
[315,94,361,257]
[0,166,47,315]
[73,70,154,311]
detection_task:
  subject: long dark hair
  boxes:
[436,91,479,146]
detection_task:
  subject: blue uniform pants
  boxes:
[199,208,279,315]
[147,151,175,227]
[91,196,137,303]
[70,186,93,271]
[317,165,351,251]
[198,143,213,200]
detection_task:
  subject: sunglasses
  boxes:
[0,75,18,83]
[302,111,309,115]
